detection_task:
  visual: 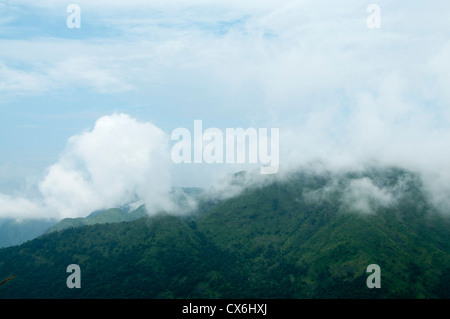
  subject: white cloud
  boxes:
[342,178,394,214]
[0,54,134,95]
[0,113,173,220]
[0,193,48,220]
[39,113,172,218]
[205,168,276,201]
[47,56,134,93]
[1,0,450,215]
[0,61,50,94]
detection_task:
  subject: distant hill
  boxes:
[45,206,147,234]
[0,206,147,248]
[0,219,57,248]
[1,167,450,298]
[45,187,204,234]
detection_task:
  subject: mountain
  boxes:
[45,207,146,234]
[45,187,204,234]
[0,206,145,248]
[0,218,57,248]
[1,166,450,298]
[0,187,205,249]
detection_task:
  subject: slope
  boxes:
[1,166,450,298]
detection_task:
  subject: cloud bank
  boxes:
[0,113,172,220]
[1,1,450,217]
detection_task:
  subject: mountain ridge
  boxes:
[1,166,450,298]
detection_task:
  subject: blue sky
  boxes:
[1,0,450,219]
[0,1,273,191]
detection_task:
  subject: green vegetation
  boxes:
[45,206,148,234]
[45,187,204,234]
[0,219,57,248]
[1,167,450,298]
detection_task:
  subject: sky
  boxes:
[1,0,450,220]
